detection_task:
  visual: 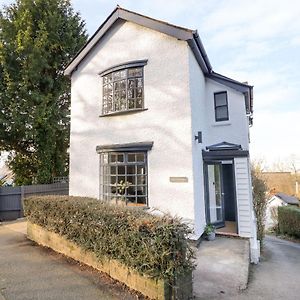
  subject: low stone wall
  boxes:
[27,222,192,300]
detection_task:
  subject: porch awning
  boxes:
[203,141,249,160]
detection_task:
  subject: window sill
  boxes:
[99,108,148,117]
[212,121,231,127]
[127,203,148,208]
[111,202,148,209]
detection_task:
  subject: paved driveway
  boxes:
[193,237,249,299]
[208,235,300,300]
[0,221,137,300]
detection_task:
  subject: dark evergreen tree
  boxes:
[0,0,87,184]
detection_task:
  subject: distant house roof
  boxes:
[275,193,299,205]
[64,6,253,113]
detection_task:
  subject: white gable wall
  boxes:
[69,20,196,220]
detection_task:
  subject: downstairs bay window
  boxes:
[97,142,153,206]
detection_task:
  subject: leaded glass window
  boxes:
[100,152,148,206]
[102,67,144,115]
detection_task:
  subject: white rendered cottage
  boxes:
[65,7,259,262]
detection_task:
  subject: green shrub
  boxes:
[278,205,300,238]
[251,165,268,248]
[24,196,194,280]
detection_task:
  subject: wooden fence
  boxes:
[0,183,69,221]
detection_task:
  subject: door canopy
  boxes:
[203,141,248,160]
[206,141,242,151]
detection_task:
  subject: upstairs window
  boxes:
[214,91,229,122]
[100,60,147,115]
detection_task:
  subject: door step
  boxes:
[216,231,239,237]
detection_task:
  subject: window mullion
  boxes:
[135,164,138,204]
[102,85,105,114]
[112,72,115,112]
[142,68,144,109]
[125,69,128,111]
[125,164,127,204]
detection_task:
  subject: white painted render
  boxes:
[69,18,256,251]
[204,79,250,150]
[188,48,207,237]
[69,20,195,220]
[187,47,251,237]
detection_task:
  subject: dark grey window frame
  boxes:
[97,142,153,207]
[100,60,148,116]
[214,91,229,122]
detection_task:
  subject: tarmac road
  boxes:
[0,221,138,300]
[231,235,300,300]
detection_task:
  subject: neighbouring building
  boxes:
[65,6,259,262]
[0,165,14,186]
[265,192,299,230]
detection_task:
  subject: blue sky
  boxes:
[1,0,300,170]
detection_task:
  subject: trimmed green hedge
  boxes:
[278,205,300,238]
[24,196,194,280]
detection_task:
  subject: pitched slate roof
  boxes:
[275,193,299,205]
[64,6,212,75]
[64,6,253,113]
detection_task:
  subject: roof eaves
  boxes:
[193,31,212,72]
[206,72,252,94]
[209,71,253,88]
[187,39,209,74]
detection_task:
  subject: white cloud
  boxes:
[290,36,300,46]
[201,0,300,44]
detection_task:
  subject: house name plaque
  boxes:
[169,177,188,183]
